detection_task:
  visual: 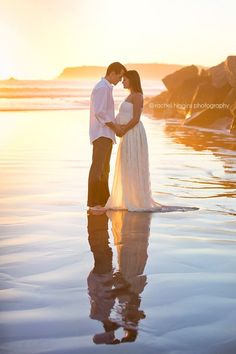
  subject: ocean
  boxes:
[0,79,165,111]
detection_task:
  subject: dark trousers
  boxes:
[87,137,113,207]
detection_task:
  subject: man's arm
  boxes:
[105,122,124,137]
[105,121,116,131]
[93,87,112,127]
[93,87,121,135]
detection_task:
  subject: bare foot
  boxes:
[88,205,107,215]
[89,209,106,216]
[89,205,105,210]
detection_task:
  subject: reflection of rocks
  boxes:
[87,211,151,345]
[164,120,236,186]
[164,120,236,153]
[144,56,236,133]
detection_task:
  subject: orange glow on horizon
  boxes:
[1,0,236,80]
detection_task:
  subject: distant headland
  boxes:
[0,77,17,82]
[56,63,206,80]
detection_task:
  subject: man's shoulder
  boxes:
[93,79,107,91]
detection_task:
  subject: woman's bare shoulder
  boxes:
[131,92,143,97]
[131,92,143,105]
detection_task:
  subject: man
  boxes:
[87,62,127,211]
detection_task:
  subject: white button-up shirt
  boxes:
[89,78,116,144]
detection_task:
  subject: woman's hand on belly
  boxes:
[114,124,127,137]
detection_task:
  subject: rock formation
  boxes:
[144,56,236,133]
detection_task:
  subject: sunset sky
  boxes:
[1,0,236,79]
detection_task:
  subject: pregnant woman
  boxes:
[105,70,198,213]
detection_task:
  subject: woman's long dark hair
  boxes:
[124,70,143,94]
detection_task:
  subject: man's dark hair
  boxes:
[106,62,127,75]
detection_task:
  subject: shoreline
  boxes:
[0,107,84,112]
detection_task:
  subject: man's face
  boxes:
[111,69,125,85]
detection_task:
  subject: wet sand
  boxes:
[0,110,236,354]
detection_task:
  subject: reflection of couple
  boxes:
[87,211,151,345]
[87,61,198,213]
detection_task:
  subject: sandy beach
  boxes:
[0,106,236,354]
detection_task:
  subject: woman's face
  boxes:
[122,76,130,89]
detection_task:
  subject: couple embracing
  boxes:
[87,62,198,214]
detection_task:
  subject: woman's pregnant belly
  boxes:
[116,112,132,124]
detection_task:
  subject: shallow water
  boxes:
[0,110,236,354]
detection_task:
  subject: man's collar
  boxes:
[102,77,113,88]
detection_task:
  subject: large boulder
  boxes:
[208,62,228,88]
[224,87,236,104]
[230,101,236,134]
[184,108,233,130]
[145,70,208,118]
[143,91,172,118]
[190,82,216,106]
[162,65,199,92]
[225,56,236,88]
[207,56,236,89]
[184,86,236,130]
[188,81,231,116]
[230,117,236,134]
[168,75,204,104]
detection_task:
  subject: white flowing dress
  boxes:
[105,101,198,213]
